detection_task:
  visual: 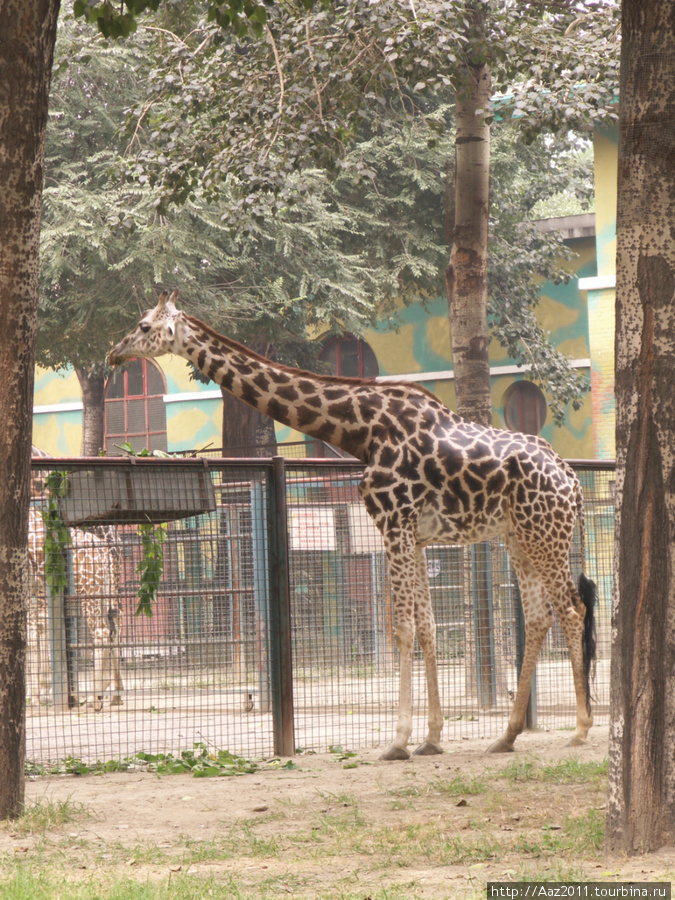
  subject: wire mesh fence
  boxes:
[26,456,615,766]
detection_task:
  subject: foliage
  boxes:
[114,0,619,212]
[40,472,71,597]
[39,16,261,376]
[115,442,168,616]
[73,0,282,39]
[51,1,619,424]
[113,0,615,418]
[25,743,297,777]
[40,11,427,375]
[135,522,167,617]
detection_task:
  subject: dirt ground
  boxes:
[2,725,674,899]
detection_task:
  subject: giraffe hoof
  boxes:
[379,746,411,761]
[565,736,587,748]
[413,741,443,757]
[486,738,516,754]
[110,695,124,707]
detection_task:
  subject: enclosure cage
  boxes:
[25,456,615,767]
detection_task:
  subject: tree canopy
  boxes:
[39,2,615,435]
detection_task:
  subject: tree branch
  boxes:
[261,24,285,162]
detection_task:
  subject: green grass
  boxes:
[514,808,605,857]
[385,772,488,800]
[10,798,91,836]
[1,867,431,900]
[0,870,264,900]
[498,757,609,785]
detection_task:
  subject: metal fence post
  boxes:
[268,456,295,756]
[472,542,496,708]
[47,580,70,711]
[251,479,271,714]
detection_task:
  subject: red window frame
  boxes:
[320,336,379,379]
[104,358,168,454]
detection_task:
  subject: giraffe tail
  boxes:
[574,474,597,709]
[578,572,597,710]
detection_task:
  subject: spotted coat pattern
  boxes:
[109,291,595,757]
[27,506,123,710]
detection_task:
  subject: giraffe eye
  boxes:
[139,323,151,334]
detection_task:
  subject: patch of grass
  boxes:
[0,870,193,900]
[499,757,608,786]
[303,818,501,868]
[385,772,488,800]
[515,862,589,883]
[9,798,91,836]
[515,808,605,857]
[430,773,489,797]
[316,789,358,806]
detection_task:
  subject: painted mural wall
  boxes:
[582,123,617,460]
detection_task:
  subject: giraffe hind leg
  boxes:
[488,540,554,753]
[553,575,595,747]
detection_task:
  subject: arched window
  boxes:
[503,381,548,436]
[105,359,168,454]
[320,336,379,378]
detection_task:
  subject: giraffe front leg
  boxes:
[88,628,108,712]
[487,629,547,753]
[380,617,414,760]
[110,642,124,707]
[109,609,124,707]
[412,547,443,757]
[380,536,417,761]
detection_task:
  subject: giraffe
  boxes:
[108,290,597,758]
[27,503,124,711]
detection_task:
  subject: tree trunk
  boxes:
[76,366,106,456]
[0,0,60,819]
[446,24,492,429]
[444,9,494,711]
[606,0,675,853]
[220,337,278,456]
[220,389,278,457]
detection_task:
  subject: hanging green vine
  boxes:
[116,443,168,618]
[40,471,71,595]
[136,521,167,617]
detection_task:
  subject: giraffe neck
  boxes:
[177,315,382,460]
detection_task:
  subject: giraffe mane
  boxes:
[183,313,440,402]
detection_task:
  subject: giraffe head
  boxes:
[108,290,183,366]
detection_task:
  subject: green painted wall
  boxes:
[588,123,617,459]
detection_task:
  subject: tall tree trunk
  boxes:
[220,390,278,457]
[221,337,277,457]
[606,0,675,853]
[76,366,105,456]
[445,8,492,429]
[0,0,60,819]
[445,8,494,709]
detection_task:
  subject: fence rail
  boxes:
[26,456,615,765]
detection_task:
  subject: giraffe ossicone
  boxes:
[109,291,597,758]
